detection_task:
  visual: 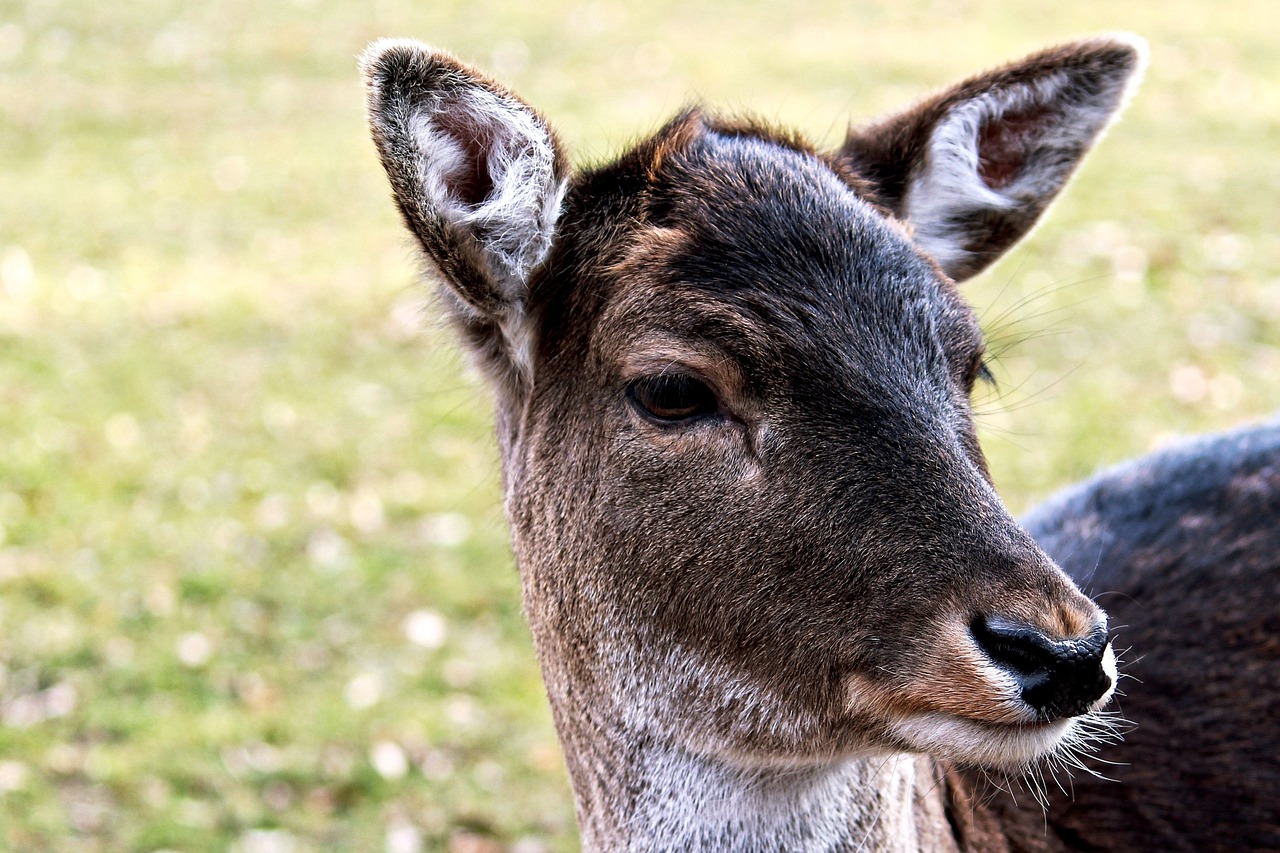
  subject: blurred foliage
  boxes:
[1,0,1279,850]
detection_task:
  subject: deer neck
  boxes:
[550,698,966,852]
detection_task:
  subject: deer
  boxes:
[359,34,1279,851]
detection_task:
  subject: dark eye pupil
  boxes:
[630,374,718,421]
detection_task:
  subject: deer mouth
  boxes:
[878,663,1118,768]
[844,621,1118,767]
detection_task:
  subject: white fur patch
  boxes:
[1099,642,1118,703]
[627,746,925,852]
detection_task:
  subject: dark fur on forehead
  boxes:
[552,107,982,400]
[633,115,930,301]
[564,108,888,234]
[636,109,889,219]
[559,109,944,308]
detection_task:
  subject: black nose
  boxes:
[971,615,1113,720]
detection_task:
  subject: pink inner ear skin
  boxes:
[976,108,1052,190]
[434,110,496,208]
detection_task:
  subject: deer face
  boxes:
[362,37,1144,773]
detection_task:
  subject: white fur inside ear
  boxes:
[408,86,566,296]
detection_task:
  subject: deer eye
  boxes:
[628,374,719,423]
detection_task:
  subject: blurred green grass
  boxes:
[2,0,1279,850]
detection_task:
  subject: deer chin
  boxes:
[888,711,1078,769]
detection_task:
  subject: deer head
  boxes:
[362,35,1145,845]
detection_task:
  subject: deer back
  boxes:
[1012,422,1280,853]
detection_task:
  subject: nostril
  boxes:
[971,616,1063,676]
[971,615,1113,720]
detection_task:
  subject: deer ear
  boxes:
[840,35,1147,281]
[361,39,569,319]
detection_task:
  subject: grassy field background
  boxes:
[2,0,1279,850]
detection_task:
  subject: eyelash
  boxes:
[976,360,996,388]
